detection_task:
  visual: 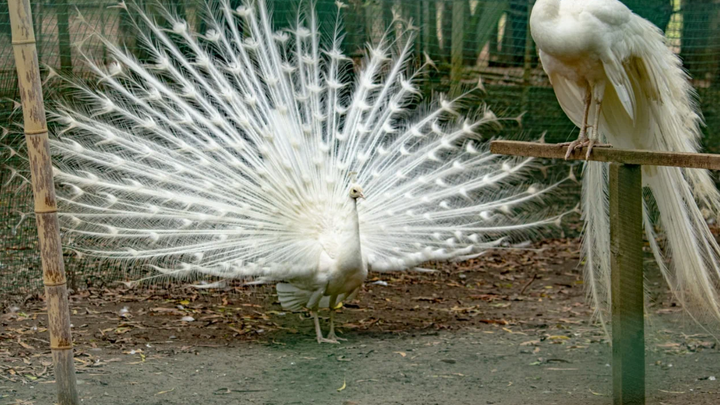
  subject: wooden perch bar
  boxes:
[490,140,720,170]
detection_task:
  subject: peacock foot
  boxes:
[559,137,610,160]
[317,337,342,344]
[326,332,347,342]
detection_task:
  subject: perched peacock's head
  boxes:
[349,185,365,200]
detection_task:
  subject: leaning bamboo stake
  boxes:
[8,0,79,403]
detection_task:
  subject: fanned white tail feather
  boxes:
[276,283,348,312]
[4,0,570,287]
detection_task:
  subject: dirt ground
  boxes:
[2,238,720,404]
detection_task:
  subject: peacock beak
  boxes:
[358,192,365,199]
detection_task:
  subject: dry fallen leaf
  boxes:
[155,387,176,395]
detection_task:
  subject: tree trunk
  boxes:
[488,6,501,66]
[464,0,479,66]
[424,1,440,61]
[405,0,423,63]
[499,0,529,66]
[342,0,366,58]
[680,0,714,81]
[33,0,42,64]
[56,0,72,73]
[441,1,452,63]
[383,0,395,42]
[622,0,673,32]
[450,0,466,95]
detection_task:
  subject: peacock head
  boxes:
[349,185,365,200]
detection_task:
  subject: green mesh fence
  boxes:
[1,0,719,298]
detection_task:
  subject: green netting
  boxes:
[1,0,719,298]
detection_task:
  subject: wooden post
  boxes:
[489,140,720,405]
[8,0,79,404]
[609,163,645,405]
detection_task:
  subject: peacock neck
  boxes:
[530,0,568,56]
[337,199,363,272]
[350,199,360,239]
[531,0,561,23]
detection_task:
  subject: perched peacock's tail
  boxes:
[577,13,720,323]
[3,0,570,285]
[644,168,720,319]
[579,161,611,328]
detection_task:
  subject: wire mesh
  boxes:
[1,0,719,298]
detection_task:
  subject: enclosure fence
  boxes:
[1,0,720,298]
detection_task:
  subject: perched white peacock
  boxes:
[5,0,570,343]
[531,0,720,324]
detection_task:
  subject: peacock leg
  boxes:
[313,304,341,344]
[326,295,346,342]
[311,310,326,344]
[562,84,593,160]
[585,82,609,160]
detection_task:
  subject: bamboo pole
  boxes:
[8,0,79,404]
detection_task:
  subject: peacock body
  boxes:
[7,0,568,343]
